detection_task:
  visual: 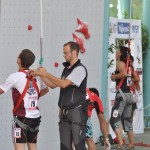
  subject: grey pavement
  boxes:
[96,128,150,150]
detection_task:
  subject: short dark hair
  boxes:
[119,46,131,63]
[89,88,99,97]
[19,49,35,68]
[63,41,80,54]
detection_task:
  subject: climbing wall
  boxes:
[0,0,105,149]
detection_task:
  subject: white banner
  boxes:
[107,17,144,137]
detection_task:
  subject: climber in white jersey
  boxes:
[0,49,49,150]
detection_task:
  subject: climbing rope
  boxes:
[39,0,43,67]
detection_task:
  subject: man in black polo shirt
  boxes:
[31,41,88,150]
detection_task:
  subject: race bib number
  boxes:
[14,128,21,138]
[113,109,119,118]
[127,77,132,86]
[28,99,37,110]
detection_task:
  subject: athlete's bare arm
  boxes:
[39,87,49,97]
[111,61,127,80]
[30,67,73,88]
[0,88,4,95]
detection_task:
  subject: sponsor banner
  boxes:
[118,22,130,34]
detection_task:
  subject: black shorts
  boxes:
[12,116,41,143]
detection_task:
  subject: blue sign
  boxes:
[118,22,129,34]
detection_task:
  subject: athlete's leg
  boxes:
[127,131,134,147]
[85,118,95,150]
[14,143,25,150]
[27,143,38,150]
[86,138,96,150]
[123,100,134,148]
[12,118,27,150]
[110,94,126,147]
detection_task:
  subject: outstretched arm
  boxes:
[42,73,72,88]
[30,67,73,88]
[41,76,57,89]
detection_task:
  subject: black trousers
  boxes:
[59,106,87,150]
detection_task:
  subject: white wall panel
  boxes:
[0,0,105,149]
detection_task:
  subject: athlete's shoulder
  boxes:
[8,72,21,78]
[8,72,27,82]
[93,93,101,102]
[117,61,125,67]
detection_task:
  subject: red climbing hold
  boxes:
[75,18,90,39]
[54,62,59,67]
[72,33,86,53]
[28,25,32,31]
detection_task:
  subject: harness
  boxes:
[117,55,132,91]
[13,70,40,132]
[13,116,40,132]
[60,104,87,126]
[13,70,40,113]
[116,48,134,104]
